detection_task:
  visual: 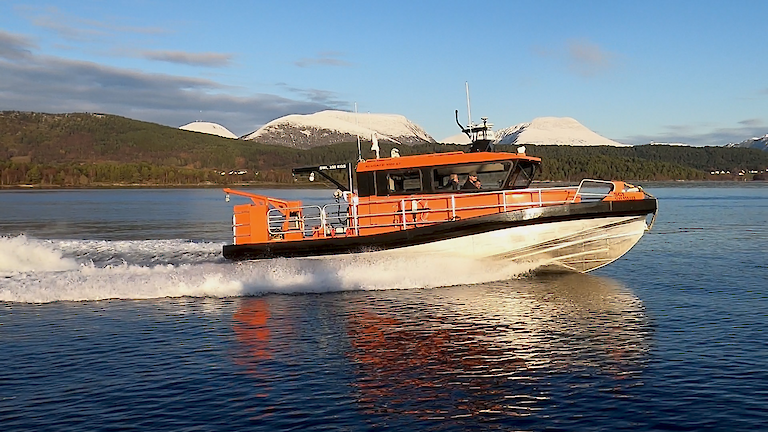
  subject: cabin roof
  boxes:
[355,151,540,173]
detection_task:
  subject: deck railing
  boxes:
[573,179,616,202]
[266,180,617,239]
[267,204,350,237]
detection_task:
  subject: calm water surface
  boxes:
[0,184,766,431]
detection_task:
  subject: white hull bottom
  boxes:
[356,215,649,273]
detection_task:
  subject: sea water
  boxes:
[0,184,766,431]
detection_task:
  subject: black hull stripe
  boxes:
[223,198,657,260]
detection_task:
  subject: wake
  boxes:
[0,235,537,303]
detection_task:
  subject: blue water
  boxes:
[0,184,766,431]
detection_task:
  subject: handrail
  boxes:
[267,204,349,235]
[259,181,618,239]
[359,186,579,207]
[224,188,293,208]
[573,179,615,202]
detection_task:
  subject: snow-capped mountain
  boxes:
[179,121,238,139]
[725,134,768,151]
[442,117,627,147]
[648,142,690,146]
[242,110,435,148]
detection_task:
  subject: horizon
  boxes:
[1,1,766,146]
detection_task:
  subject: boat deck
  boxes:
[224,179,648,246]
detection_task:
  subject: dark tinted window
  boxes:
[357,172,376,197]
[433,162,512,191]
[387,170,422,194]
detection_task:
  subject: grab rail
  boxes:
[267,203,350,236]
[573,179,616,202]
[263,180,618,239]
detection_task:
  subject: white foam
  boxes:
[55,239,225,266]
[0,237,539,303]
[0,235,78,273]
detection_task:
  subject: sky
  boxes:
[1,0,766,146]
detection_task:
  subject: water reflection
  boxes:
[344,273,652,420]
[228,273,652,424]
[232,298,272,366]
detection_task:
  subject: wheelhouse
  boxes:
[354,151,541,198]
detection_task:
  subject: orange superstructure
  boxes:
[223,150,648,247]
[355,151,540,172]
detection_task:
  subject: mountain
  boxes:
[3,110,768,186]
[242,110,436,149]
[725,134,768,151]
[0,111,244,167]
[442,117,627,147]
[179,121,238,139]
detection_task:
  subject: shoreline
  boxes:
[0,182,331,190]
[1,179,765,191]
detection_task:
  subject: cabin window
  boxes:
[357,172,376,197]
[506,161,538,189]
[433,162,512,191]
[387,170,422,194]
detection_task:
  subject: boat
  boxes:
[221,112,657,273]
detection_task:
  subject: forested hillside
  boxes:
[512,144,768,181]
[1,111,766,186]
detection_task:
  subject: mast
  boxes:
[354,102,362,161]
[455,83,495,152]
[465,82,472,132]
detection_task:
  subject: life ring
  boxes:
[410,199,429,222]
[396,200,430,226]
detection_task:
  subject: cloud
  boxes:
[31,13,103,41]
[276,84,346,107]
[533,39,616,78]
[567,39,614,77]
[0,39,334,136]
[738,118,763,127]
[531,45,553,59]
[0,30,37,60]
[20,5,166,42]
[141,50,234,67]
[622,120,768,146]
[294,51,351,68]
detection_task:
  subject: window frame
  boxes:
[385,169,424,195]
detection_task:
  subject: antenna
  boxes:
[354,103,362,161]
[455,83,495,153]
[465,82,472,130]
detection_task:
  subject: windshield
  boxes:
[380,160,539,196]
[505,160,538,189]
[434,162,512,191]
